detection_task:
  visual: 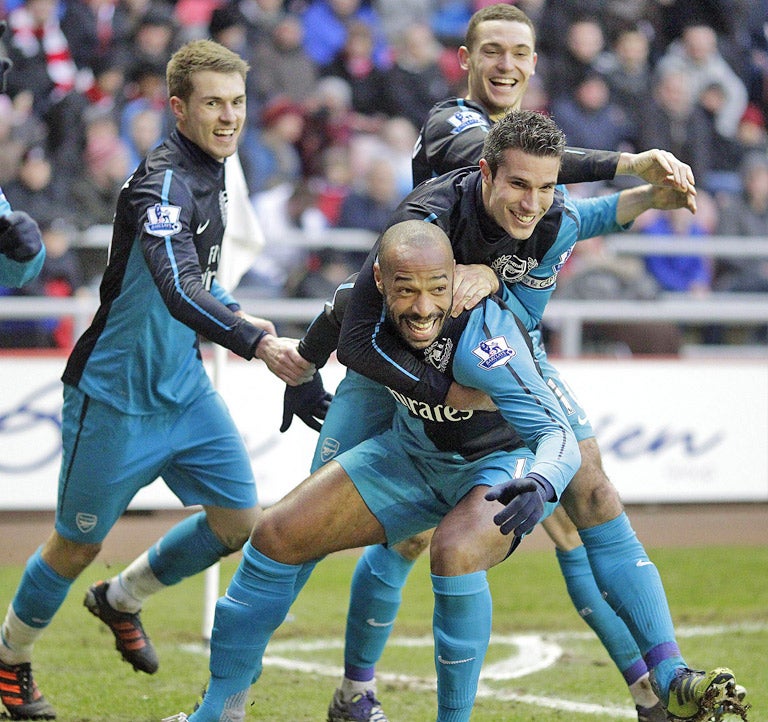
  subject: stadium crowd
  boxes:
[0,0,767,350]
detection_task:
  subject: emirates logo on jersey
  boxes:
[424,337,453,372]
[491,255,539,283]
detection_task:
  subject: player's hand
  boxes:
[617,149,696,195]
[255,335,315,386]
[649,185,697,214]
[451,264,499,317]
[484,475,551,537]
[280,371,333,432]
[0,211,43,261]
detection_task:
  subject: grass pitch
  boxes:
[0,546,765,721]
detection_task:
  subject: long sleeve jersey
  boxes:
[62,131,265,414]
[412,97,621,187]
[337,168,626,404]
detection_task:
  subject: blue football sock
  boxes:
[148,511,229,586]
[556,545,646,684]
[579,513,685,700]
[190,541,301,722]
[11,548,73,629]
[344,544,415,676]
[432,571,491,722]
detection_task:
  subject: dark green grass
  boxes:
[0,546,765,721]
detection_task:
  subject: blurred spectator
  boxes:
[378,115,419,197]
[252,13,318,108]
[552,234,681,355]
[715,151,768,296]
[337,153,400,235]
[239,0,287,44]
[539,16,611,103]
[127,3,179,68]
[635,191,717,298]
[312,144,353,227]
[60,0,134,72]
[121,105,164,173]
[245,96,306,193]
[372,0,437,45]
[82,52,127,117]
[243,180,325,302]
[69,109,131,230]
[601,25,653,121]
[299,75,376,178]
[737,104,768,153]
[0,93,45,185]
[655,23,748,139]
[744,0,768,120]
[3,144,74,228]
[636,66,716,185]
[383,22,450,130]
[320,20,394,118]
[3,0,94,118]
[174,0,224,42]
[119,58,169,168]
[536,0,653,60]
[300,0,391,70]
[0,218,88,349]
[208,3,260,119]
[550,71,634,151]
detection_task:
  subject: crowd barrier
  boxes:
[1,355,766,509]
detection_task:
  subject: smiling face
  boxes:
[170,69,245,161]
[459,19,537,119]
[374,227,454,350]
[479,147,560,239]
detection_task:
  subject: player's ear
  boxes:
[373,261,383,293]
[457,45,470,71]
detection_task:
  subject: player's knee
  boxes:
[563,443,623,527]
[42,533,101,578]
[430,526,488,576]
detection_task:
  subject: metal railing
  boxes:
[3,229,767,358]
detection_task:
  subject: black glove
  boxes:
[0,211,44,262]
[280,371,333,432]
[1,21,12,94]
[484,474,553,537]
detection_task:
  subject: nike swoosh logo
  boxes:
[438,655,476,665]
[636,560,654,567]
[577,416,589,425]
[196,219,210,234]
[366,618,396,627]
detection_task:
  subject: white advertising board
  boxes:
[1,354,766,509]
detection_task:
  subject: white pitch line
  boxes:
[179,622,765,719]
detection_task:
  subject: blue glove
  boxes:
[0,211,44,262]
[280,371,333,432]
[484,473,553,537]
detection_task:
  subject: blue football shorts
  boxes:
[310,369,396,473]
[530,327,594,442]
[55,384,257,543]
[334,429,556,546]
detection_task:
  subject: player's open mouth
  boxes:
[490,77,518,88]
[510,209,536,225]
[403,316,441,342]
[214,129,236,137]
